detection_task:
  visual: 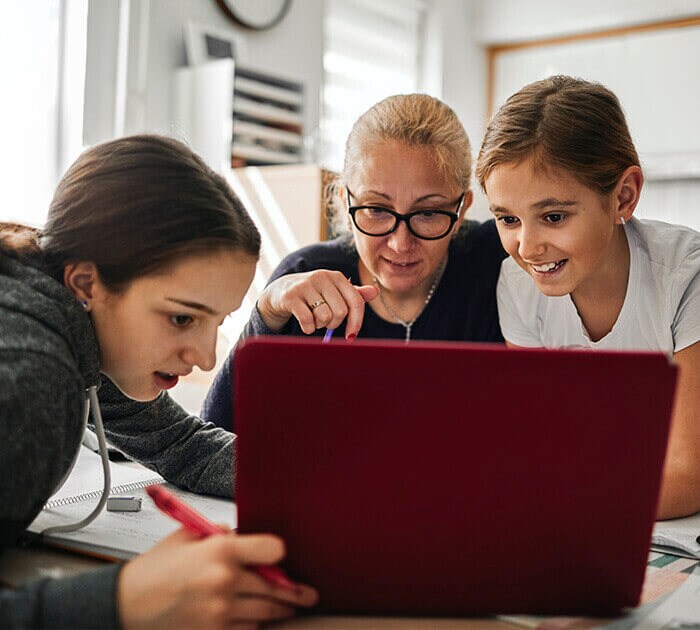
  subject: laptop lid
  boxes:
[234,338,676,616]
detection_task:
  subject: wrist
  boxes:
[255,294,290,332]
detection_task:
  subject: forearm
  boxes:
[656,462,700,519]
[0,564,121,629]
[657,342,700,519]
[241,302,290,339]
[97,377,235,498]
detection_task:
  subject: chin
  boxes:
[532,281,573,298]
[110,377,160,402]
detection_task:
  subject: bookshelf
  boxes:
[233,67,304,167]
[173,60,305,171]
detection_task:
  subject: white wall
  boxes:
[476,0,700,44]
[85,0,323,147]
[424,0,491,220]
[421,0,700,221]
[84,0,700,154]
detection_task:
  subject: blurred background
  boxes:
[3,0,698,411]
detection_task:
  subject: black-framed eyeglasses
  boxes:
[346,187,464,240]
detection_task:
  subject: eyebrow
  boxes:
[165,298,217,316]
[490,198,578,214]
[532,198,577,209]
[361,190,450,204]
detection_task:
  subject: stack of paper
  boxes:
[652,512,700,559]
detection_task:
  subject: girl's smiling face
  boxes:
[88,249,256,401]
[485,157,623,299]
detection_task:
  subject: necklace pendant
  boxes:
[404,324,412,343]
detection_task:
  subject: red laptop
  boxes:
[233,337,676,616]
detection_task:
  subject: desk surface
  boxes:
[1,543,697,629]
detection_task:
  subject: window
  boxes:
[0,0,88,227]
[321,0,428,172]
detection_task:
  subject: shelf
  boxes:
[235,77,304,108]
[232,143,301,165]
[234,96,303,127]
[232,66,305,167]
[233,120,303,148]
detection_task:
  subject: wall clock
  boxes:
[215,0,292,31]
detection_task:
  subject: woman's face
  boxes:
[89,250,256,402]
[348,140,469,297]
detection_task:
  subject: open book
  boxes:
[27,447,236,561]
[652,512,700,559]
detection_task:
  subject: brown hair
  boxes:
[2,135,260,289]
[475,75,640,196]
[328,94,472,237]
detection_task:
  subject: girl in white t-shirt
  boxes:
[475,75,700,519]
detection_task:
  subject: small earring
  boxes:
[81,300,89,311]
[620,216,626,226]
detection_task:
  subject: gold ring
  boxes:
[309,298,326,310]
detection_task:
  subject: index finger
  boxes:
[334,279,371,339]
[216,532,286,566]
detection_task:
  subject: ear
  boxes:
[63,262,103,312]
[460,190,473,220]
[613,166,643,225]
[451,190,473,236]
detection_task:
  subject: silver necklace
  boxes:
[374,258,446,343]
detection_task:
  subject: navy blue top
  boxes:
[202,220,507,431]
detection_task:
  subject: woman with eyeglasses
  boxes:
[202,94,507,431]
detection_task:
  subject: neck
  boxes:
[363,256,446,325]
[571,225,630,341]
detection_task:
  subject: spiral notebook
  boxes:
[27,447,235,561]
[45,446,164,508]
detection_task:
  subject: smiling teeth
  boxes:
[532,261,563,272]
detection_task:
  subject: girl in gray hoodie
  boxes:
[0,135,317,628]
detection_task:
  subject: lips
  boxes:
[530,259,567,275]
[382,257,419,271]
[154,372,180,390]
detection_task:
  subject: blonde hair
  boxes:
[476,76,640,195]
[328,94,472,237]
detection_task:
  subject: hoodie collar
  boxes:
[0,254,101,388]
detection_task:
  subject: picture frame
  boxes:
[184,21,247,65]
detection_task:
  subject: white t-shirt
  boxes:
[497,217,700,356]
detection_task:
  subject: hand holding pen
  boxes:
[146,484,300,591]
[117,486,317,628]
[256,269,379,340]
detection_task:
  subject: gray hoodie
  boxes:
[0,251,237,628]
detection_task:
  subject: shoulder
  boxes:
[0,258,98,379]
[270,237,357,283]
[631,218,700,273]
[0,351,85,528]
[0,263,69,362]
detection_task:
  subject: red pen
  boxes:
[145,484,297,591]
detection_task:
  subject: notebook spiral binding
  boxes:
[46,479,163,509]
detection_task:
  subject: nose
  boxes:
[386,219,414,253]
[517,224,546,261]
[181,330,218,372]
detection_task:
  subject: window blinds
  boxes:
[321,0,428,171]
